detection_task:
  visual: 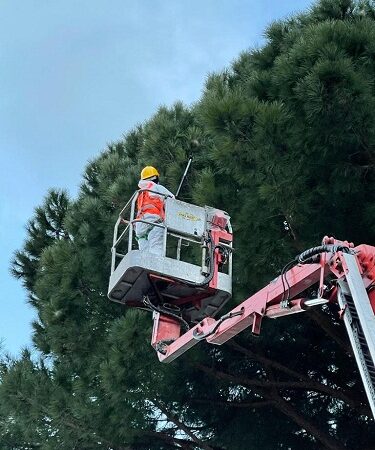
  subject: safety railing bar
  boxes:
[111,249,126,257]
[131,218,166,229]
[128,196,136,252]
[111,249,127,273]
[123,222,203,243]
[111,216,124,274]
[176,238,182,260]
[112,217,122,247]
[114,224,130,248]
[114,191,142,267]
[163,223,168,256]
[111,250,116,275]
[168,232,201,244]
[118,191,138,218]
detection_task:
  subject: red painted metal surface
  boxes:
[208,224,232,291]
[264,298,306,319]
[151,313,181,349]
[158,262,324,362]
[153,240,375,363]
[156,317,217,362]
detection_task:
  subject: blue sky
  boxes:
[0,0,312,356]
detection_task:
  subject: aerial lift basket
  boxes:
[108,191,233,324]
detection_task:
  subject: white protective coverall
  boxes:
[135,179,174,256]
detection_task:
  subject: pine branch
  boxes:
[141,430,207,450]
[187,397,274,409]
[306,309,352,354]
[261,351,344,450]
[194,363,349,450]
[151,399,216,450]
[226,340,370,415]
[272,396,347,450]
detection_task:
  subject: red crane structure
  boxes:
[108,193,375,418]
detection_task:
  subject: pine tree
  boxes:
[4,1,375,449]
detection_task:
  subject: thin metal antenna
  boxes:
[175,155,193,198]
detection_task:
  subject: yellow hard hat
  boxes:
[141,166,159,180]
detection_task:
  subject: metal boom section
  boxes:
[153,238,375,418]
[155,258,327,363]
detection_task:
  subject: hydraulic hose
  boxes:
[192,309,244,341]
[296,244,351,264]
[188,236,216,287]
[183,241,229,288]
[143,296,190,332]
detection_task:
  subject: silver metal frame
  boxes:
[110,190,233,278]
[338,253,375,418]
[108,191,234,323]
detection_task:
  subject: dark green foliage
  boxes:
[4,1,375,449]
[11,190,70,295]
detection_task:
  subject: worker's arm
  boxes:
[156,184,175,199]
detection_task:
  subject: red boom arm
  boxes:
[152,237,375,364]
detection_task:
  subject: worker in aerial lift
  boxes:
[135,166,174,255]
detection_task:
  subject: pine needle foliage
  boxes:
[4,1,375,449]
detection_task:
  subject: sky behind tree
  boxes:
[0,0,312,355]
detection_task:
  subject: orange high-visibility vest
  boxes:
[136,185,165,220]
